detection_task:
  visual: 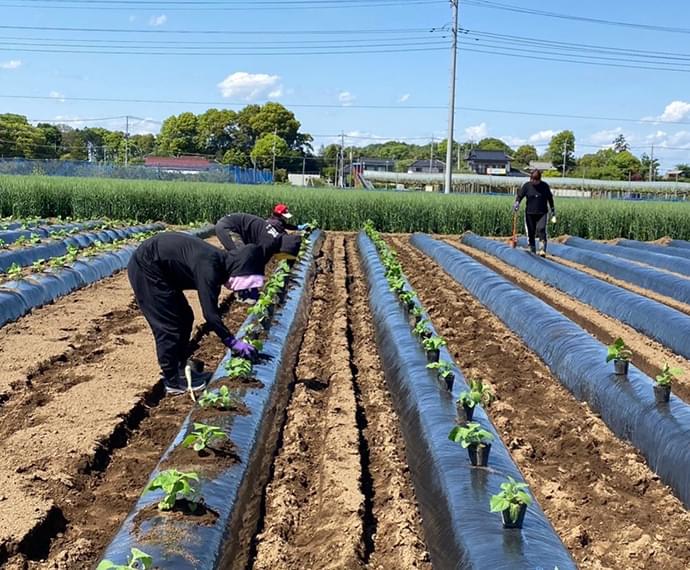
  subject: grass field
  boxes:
[3,175,690,239]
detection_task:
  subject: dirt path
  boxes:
[250,234,429,570]
[446,239,690,404]
[391,236,690,570]
[0,239,246,568]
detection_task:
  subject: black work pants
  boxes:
[525,212,548,250]
[128,253,194,380]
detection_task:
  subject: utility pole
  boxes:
[124,115,129,167]
[429,135,434,172]
[562,140,567,178]
[334,146,339,187]
[444,0,459,195]
[650,144,655,182]
[339,132,345,188]
[302,156,306,187]
[271,127,277,182]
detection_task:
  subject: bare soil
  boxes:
[390,235,690,570]
[250,234,430,570]
[446,239,690,404]
[0,240,247,569]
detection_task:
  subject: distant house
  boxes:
[466,150,511,175]
[528,160,555,173]
[347,158,395,176]
[144,156,215,173]
[408,159,446,174]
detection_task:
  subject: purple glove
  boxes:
[512,201,520,213]
[223,337,256,359]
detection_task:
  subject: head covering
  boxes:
[224,244,267,277]
[273,203,293,219]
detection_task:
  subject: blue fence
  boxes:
[0,158,273,185]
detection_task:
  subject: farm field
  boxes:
[0,215,689,569]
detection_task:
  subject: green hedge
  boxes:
[2,175,690,240]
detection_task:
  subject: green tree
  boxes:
[157,112,200,156]
[221,148,250,167]
[547,131,576,174]
[611,150,642,179]
[250,133,289,169]
[196,108,238,158]
[676,163,690,179]
[0,114,46,158]
[640,152,660,181]
[476,137,514,156]
[512,144,538,168]
[613,134,629,153]
[36,123,62,159]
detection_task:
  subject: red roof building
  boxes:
[144,156,214,171]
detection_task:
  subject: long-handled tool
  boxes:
[508,212,518,248]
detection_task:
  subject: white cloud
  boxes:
[655,101,690,123]
[0,59,22,70]
[464,122,488,140]
[528,129,557,144]
[399,93,410,103]
[49,90,65,102]
[218,72,282,100]
[149,14,167,27]
[589,127,624,146]
[50,115,161,135]
[338,91,356,106]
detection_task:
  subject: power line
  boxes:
[0,0,443,10]
[4,93,690,127]
[464,0,690,35]
[0,24,437,35]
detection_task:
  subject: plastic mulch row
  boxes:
[461,232,690,361]
[97,231,323,570]
[0,220,104,244]
[0,225,212,329]
[617,238,690,261]
[413,234,690,509]
[358,232,575,570]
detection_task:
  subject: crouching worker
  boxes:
[215,203,309,252]
[513,169,556,257]
[128,232,261,395]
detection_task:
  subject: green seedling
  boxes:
[247,337,264,351]
[413,319,431,337]
[0,239,7,249]
[198,385,240,410]
[656,363,683,387]
[144,469,200,511]
[388,275,405,293]
[31,259,46,273]
[182,422,227,452]
[490,476,533,524]
[6,263,23,280]
[96,548,153,570]
[225,357,253,379]
[448,422,494,448]
[422,335,447,351]
[399,290,417,306]
[410,305,424,320]
[458,378,495,409]
[66,245,79,263]
[606,337,632,362]
[427,360,454,380]
[29,233,41,244]
[14,235,28,246]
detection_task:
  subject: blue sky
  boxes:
[1,0,690,169]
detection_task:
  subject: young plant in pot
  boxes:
[654,363,682,404]
[409,305,424,326]
[490,476,533,530]
[398,289,417,311]
[456,378,495,424]
[448,422,494,467]
[422,335,446,363]
[414,319,432,340]
[427,360,455,390]
[606,337,632,376]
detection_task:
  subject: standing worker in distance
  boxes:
[128,231,262,395]
[513,170,557,257]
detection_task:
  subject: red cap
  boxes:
[273,203,292,218]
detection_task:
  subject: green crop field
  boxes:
[2,175,690,240]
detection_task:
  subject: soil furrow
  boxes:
[344,236,431,570]
[251,235,365,570]
[391,235,690,570]
[445,239,690,403]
